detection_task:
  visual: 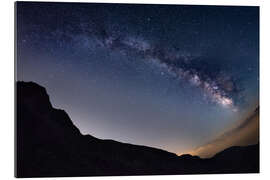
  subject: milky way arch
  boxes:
[82,26,241,111]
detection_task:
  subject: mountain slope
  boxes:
[15,81,259,177]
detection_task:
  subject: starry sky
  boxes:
[16,2,259,157]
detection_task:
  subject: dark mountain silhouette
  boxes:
[15,81,259,177]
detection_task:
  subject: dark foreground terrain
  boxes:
[16,81,259,177]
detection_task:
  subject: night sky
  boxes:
[16,2,259,157]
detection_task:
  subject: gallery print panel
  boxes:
[15,1,259,177]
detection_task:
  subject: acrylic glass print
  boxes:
[15,2,259,177]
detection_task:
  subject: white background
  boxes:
[0,0,269,179]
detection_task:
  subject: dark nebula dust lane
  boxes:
[16,2,259,156]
